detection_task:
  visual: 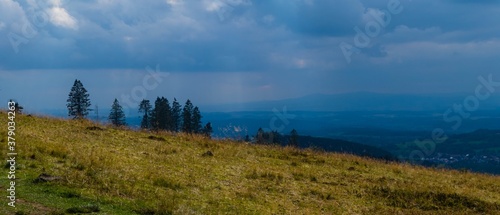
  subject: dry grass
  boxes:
[0,111,499,214]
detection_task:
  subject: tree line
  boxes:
[66,79,212,136]
[250,128,299,147]
[138,97,212,136]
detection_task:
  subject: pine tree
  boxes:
[139,99,152,129]
[270,130,282,144]
[289,129,299,147]
[202,122,213,138]
[108,98,127,126]
[171,98,182,132]
[182,99,194,133]
[256,127,265,144]
[244,135,251,142]
[150,97,161,130]
[151,97,171,130]
[192,106,202,133]
[67,79,91,119]
[163,97,173,131]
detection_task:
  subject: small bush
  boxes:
[86,126,104,131]
[72,163,85,170]
[50,150,67,159]
[245,170,259,180]
[15,211,28,215]
[307,189,335,200]
[66,204,100,213]
[60,190,81,198]
[134,200,175,215]
[148,136,166,141]
[153,178,182,190]
[292,172,305,181]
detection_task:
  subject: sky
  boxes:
[1,0,500,112]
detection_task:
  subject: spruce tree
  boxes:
[171,98,182,132]
[151,97,163,130]
[270,130,282,144]
[256,127,265,144]
[163,97,173,131]
[151,97,172,130]
[289,129,299,147]
[192,106,202,133]
[109,98,127,126]
[151,97,161,130]
[182,99,194,133]
[139,99,152,129]
[67,79,91,119]
[244,135,251,142]
[202,122,213,138]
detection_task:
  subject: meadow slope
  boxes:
[0,112,499,214]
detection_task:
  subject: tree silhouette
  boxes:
[192,106,202,133]
[67,79,91,119]
[270,130,282,144]
[202,122,213,138]
[182,99,194,133]
[171,98,182,132]
[9,99,23,114]
[108,98,127,126]
[256,127,265,144]
[151,97,171,130]
[289,129,299,147]
[139,99,152,129]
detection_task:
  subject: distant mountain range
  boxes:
[203,92,500,112]
[34,92,500,116]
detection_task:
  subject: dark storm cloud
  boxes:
[1,0,500,109]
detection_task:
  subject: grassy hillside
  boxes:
[0,112,499,215]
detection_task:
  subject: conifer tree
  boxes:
[192,106,202,133]
[202,122,213,138]
[256,127,265,144]
[151,97,161,130]
[67,79,91,119]
[139,99,152,129]
[171,98,182,132]
[151,97,171,130]
[289,129,299,147]
[163,98,173,131]
[244,135,251,142]
[108,98,127,126]
[182,99,194,133]
[270,130,282,144]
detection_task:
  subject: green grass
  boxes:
[0,111,499,214]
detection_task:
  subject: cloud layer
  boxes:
[1,0,500,109]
